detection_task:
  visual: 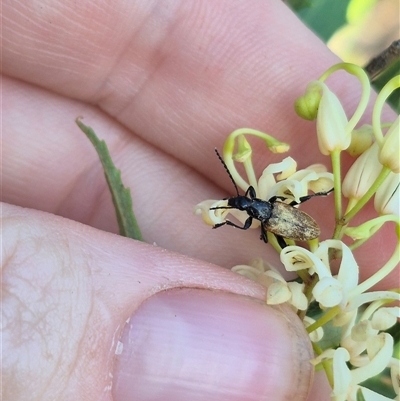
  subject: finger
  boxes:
[3,76,268,268]
[2,203,317,401]
[3,76,397,287]
[307,371,332,401]
[4,0,394,169]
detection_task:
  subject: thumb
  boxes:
[113,289,314,401]
[2,203,314,401]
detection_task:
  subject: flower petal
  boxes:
[371,307,400,331]
[288,281,308,310]
[267,282,291,305]
[351,333,394,385]
[332,347,352,401]
[313,276,344,308]
[280,246,326,275]
[257,157,296,199]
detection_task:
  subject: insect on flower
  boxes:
[211,149,334,248]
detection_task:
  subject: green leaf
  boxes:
[356,388,366,401]
[76,118,143,241]
[294,0,350,42]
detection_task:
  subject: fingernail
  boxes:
[112,288,312,401]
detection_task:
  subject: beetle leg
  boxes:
[275,235,288,249]
[289,188,334,206]
[268,195,287,203]
[260,227,269,243]
[213,216,253,230]
[245,186,257,199]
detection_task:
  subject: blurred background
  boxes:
[288,0,400,111]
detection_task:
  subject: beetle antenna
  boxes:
[214,148,240,196]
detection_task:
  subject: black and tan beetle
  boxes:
[210,149,333,248]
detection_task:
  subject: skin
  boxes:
[2,1,397,400]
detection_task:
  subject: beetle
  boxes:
[210,149,333,248]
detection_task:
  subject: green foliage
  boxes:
[76,118,143,241]
[290,1,400,113]
[294,0,350,41]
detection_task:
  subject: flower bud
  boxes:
[342,143,381,200]
[294,81,322,120]
[316,82,350,155]
[346,125,374,157]
[379,117,400,173]
[374,171,400,216]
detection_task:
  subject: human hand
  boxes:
[2,1,397,400]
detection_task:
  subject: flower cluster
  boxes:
[195,64,399,401]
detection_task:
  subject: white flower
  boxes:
[231,258,308,311]
[267,280,308,311]
[231,258,266,281]
[331,334,394,401]
[194,199,224,226]
[281,240,359,309]
[255,157,333,203]
[371,307,400,331]
[337,304,399,367]
[280,240,400,311]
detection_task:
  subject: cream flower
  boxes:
[231,258,266,281]
[267,280,308,311]
[194,199,225,226]
[281,240,400,311]
[331,334,394,401]
[338,304,400,366]
[281,240,359,309]
[231,258,308,311]
[370,307,400,331]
